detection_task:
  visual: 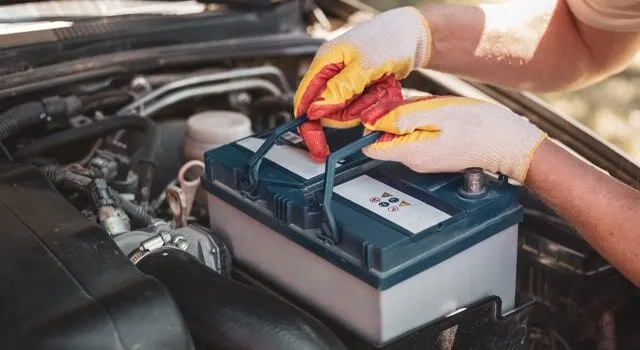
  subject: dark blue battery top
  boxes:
[203,127,523,290]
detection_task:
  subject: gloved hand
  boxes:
[361,96,548,183]
[297,75,404,161]
[294,6,432,161]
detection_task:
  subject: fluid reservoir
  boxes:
[183,110,252,161]
[184,110,251,208]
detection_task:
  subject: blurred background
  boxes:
[361,0,640,162]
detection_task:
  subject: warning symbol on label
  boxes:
[389,197,399,203]
[379,202,389,207]
[399,201,411,207]
[369,197,381,203]
[388,206,399,212]
[381,192,392,198]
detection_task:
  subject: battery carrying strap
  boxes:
[321,132,382,244]
[241,115,382,244]
[241,115,308,196]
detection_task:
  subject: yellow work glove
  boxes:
[361,96,548,183]
[294,7,432,161]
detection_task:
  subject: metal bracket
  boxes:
[320,131,382,244]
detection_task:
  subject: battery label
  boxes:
[280,131,303,144]
[236,137,340,179]
[333,175,451,234]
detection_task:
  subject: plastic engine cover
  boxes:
[203,124,524,345]
[0,165,194,350]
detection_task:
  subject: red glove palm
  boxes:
[298,75,404,162]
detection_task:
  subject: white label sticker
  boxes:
[236,137,339,179]
[333,175,451,234]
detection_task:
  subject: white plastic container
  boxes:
[183,110,252,161]
[183,110,251,206]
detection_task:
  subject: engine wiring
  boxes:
[0,63,293,275]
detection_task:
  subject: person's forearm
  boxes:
[418,0,640,92]
[525,139,640,286]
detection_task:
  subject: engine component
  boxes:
[111,67,286,153]
[97,205,131,235]
[77,88,134,117]
[134,79,282,118]
[14,114,159,205]
[42,164,154,231]
[166,160,205,228]
[111,221,173,262]
[166,160,206,227]
[178,160,204,216]
[86,143,134,187]
[170,224,232,275]
[135,247,347,350]
[228,91,253,112]
[203,121,523,345]
[87,150,121,180]
[115,220,232,275]
[166,185,191,228]
[89,178,131,235]
[116,194,155,228]
[0,95,81,142]
[40,160,224,272]
[41,164,92,193]
[0,164,193,350]
[116,66,291,117]
[183,110,252,161]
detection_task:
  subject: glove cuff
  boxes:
[510,132,547,184]
[407,7,433,69]
[492,117,547,184]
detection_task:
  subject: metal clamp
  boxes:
[321,132,382,244]
[241,115,308,195]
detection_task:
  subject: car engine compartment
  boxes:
[0,2,639,350]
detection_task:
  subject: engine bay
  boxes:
[0,2,639,349]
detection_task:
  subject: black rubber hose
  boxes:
[79,89,133,114]
[116,195,155,228]
[14,115,159,204]
[0,96,81,142]
[136,248,348,350]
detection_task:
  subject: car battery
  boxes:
[203,117,523,345]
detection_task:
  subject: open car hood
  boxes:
[1,1,639,349]
[0,0,636,189]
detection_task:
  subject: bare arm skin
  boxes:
[421,1,640,282]
[419,0,640,92]
[525,139,640,286]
